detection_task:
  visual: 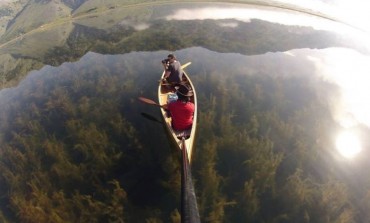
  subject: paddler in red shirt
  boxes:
[167,84,195,131]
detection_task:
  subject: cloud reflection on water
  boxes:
[307,47,370,128]
[2,2,369,158]
[163,4,370,131]
[165,6,348,33]
[277,0,370,33]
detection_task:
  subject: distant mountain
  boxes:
[1,0,79,43]
[0,0,164,43]
[0,0,28,37]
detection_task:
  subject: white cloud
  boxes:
[275,0,370,33]
[165,6,350,33]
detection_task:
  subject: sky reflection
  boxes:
[1,2,370,221]
[336,130,362,159]
[165,6,349,33]
[277,0,370,33]
[309,47,370,128]
[2,2,369,159]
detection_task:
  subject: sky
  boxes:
[275,0,370,33]
[165,6,346,33]
[0,0,368,32]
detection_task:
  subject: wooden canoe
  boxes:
[158,62,197,163]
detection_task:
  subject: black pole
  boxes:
[181,138,201,223]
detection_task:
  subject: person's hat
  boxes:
[177,84,193,97]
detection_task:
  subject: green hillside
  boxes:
[0,0,27,37]
[0,0,72,43]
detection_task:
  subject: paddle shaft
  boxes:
[181,62,191,69]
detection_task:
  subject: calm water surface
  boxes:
[0,2,369,222]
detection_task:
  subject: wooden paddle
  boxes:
[138,97,166,108]
[181,62,192,69]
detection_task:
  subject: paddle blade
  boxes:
[141,112,162,124]
[138,97,159,106]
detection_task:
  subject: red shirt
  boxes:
[168,100,195,130]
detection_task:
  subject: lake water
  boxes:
[0,2,369,222]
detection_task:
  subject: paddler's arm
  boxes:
[163,104,171,118]
[163,70,171,79]
[162,62,169,78]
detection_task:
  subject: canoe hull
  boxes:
[158,64,197,163]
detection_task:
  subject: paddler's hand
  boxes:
[162,104,168,110]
